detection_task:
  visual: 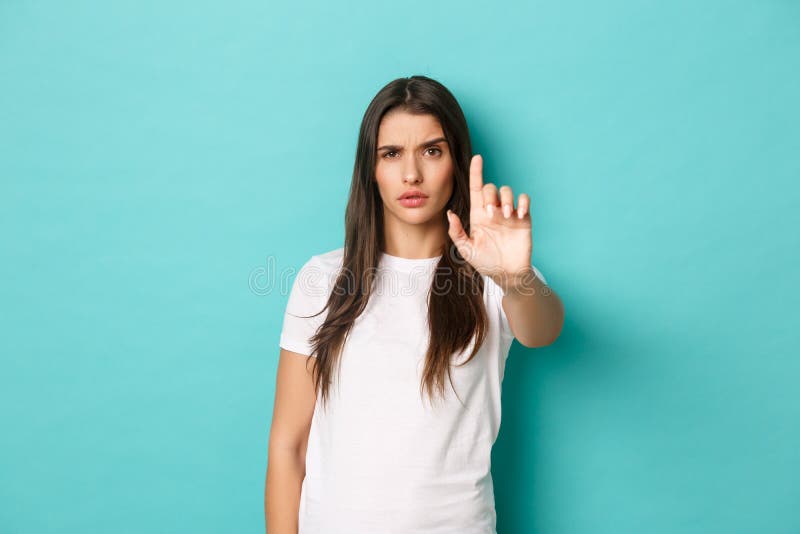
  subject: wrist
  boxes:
[493,265,540,296]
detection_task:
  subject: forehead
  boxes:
[377,111,443,142]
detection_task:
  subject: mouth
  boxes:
[398,194,429,208]
[398,191,429,200]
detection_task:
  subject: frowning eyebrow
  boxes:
[377,137,447,152]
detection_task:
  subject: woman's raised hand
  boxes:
[446,154,535,290]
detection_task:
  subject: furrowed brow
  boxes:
[377,136,447,151]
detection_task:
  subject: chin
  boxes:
[395,209,441,225]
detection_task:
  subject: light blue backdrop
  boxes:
[1,1,797,532]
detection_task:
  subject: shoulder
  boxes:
[294,247,344,291]
[312,246,345,271]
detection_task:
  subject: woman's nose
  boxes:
[403,159,422,184]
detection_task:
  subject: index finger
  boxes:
[469,154,484,210]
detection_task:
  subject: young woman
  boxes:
[265,75,564,534]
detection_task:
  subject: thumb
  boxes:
[446,209,471,252]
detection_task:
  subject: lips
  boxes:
[398,190,429,200]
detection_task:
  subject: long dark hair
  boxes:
[305,75,488,411]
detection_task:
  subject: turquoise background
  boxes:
[1,1,798,532]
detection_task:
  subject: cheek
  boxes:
[373,164,389,191]
[374,164,397,192]
[433,164,454,197]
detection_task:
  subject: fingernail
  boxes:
[517,206,524,219]
[486,204,494,216]
[503,205,511,219]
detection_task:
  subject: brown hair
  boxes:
[305,75,488,411]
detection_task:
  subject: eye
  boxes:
[425,147,442,156]
[383,150,398,159]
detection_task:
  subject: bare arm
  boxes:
[502,267,565,348]
[265,349,318,534]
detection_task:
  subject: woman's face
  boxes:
[374,110,454,227]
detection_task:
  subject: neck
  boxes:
[382,210,447,259]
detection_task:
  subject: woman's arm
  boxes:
[502,267,565,348]
[265,349,318,534]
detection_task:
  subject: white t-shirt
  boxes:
[279,246,547,534]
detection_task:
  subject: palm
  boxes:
[447,155,534,287]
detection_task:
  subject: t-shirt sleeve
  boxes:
[279,256,330,357]
[485,264,548,340]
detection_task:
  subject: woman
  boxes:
[265,75,564,534]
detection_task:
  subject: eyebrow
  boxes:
[376,136,448,152]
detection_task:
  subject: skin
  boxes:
[447,154,565,347]
[265,109,565,533]
[375,109,564,347]
[265,348,315,534]
[374,110,453,259]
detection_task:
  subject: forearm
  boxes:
[500,267,564,347]
[265,445,306,534]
